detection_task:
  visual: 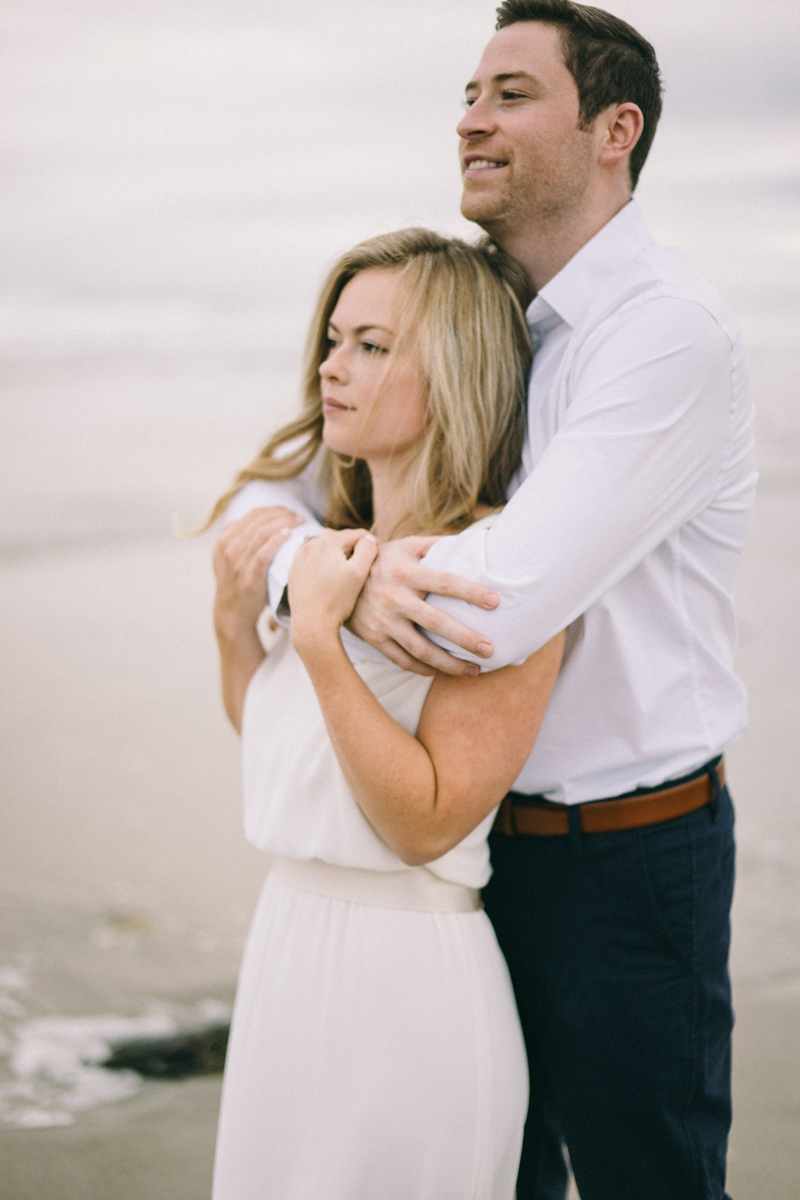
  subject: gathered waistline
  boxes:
[270,857,483,913]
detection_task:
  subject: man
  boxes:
[229,3,755,1196]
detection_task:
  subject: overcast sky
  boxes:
[1,0,798,302]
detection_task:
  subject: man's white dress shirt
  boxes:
[226,200,757,805]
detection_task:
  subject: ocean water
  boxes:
[1,0,799,1149]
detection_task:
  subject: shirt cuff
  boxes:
[267,520,323,623]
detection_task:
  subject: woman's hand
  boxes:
[212,506,303,733]
[289,529,378,653]
[213,506,302,640]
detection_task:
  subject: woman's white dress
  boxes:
[212,618,528,1200]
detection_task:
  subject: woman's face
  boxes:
[319,268,428,463]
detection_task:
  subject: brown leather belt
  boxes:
[494,761,725,837]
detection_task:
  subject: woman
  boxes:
[210,229,564,1199]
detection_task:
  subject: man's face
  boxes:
[458,22,595,234]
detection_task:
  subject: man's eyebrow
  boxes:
[465,71,541,93]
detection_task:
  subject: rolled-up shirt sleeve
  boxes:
[421,297,734,668]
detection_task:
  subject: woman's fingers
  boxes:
[229,505,302,535]
[347,531,379,578]
[289,529,380,635]
[216,508,302,578]
[247,528,294,582]
[328,527,376,556]
[219,506,301,552]
[214,508,304,637]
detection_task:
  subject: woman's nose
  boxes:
[319,345,347,382]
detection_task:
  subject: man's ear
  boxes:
[598,102,644,167]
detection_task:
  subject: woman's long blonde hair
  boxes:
[206,228,532,534]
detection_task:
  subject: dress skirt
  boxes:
[212,865,528,1200]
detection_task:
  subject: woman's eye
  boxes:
[362,341,387,356]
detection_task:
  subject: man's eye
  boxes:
[501,90,526,101]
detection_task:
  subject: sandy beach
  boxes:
[1,0,799,1195]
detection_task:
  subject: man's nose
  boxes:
[456,96,493,141]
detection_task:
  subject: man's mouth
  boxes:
[463,155,508,173]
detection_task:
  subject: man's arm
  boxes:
[229,476,495,668]
[350,298,737,671]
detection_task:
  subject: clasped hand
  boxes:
[214,505,500,677]
[346,537,499,676]
[290,529,501,675]
[213,505,303,641]
[289,529,379,647]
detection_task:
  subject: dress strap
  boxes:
[271,857,483,913]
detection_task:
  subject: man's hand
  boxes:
[346,536,499,677]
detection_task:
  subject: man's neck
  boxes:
[490,192,632,295]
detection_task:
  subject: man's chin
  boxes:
[460,192,504,231]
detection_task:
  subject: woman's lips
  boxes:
[322,398,351,414]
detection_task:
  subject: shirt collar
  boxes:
[526,199,654,334]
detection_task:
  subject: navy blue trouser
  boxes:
[482,782,735,1200]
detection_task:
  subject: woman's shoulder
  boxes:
[467,507,503,532]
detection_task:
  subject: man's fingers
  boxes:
[387,621,481,677]
[366,637,438,677]
[379,593,493,659]
[412,566,499,610]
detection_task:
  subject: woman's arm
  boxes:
[290,531,564,866]
[213,506,302,731]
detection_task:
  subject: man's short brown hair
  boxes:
[495,0,662,189]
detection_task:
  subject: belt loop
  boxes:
[708,760,722,823]
[496,795,517,838]
[568,804,583,855]
[507,796,518,838]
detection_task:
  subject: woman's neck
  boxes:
[366,455,417,542]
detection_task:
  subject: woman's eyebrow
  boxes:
[327,322,395,336]
[355,323,394,336]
